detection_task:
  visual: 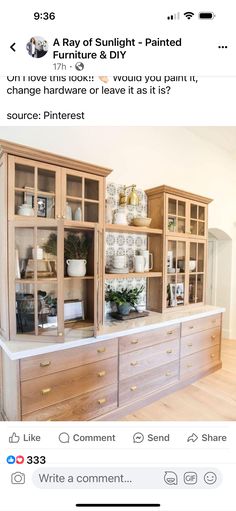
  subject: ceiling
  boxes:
[188,127,236,157]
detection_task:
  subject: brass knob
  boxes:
[131,339,139,344]
[97,347,106,353]
[187,343,193,347]
[165,371,172,376]
[130,361,138,366]
[189,326,194,330]
[211,335,216,340]
[62,215,66,219]
[187,364,192,368]
[98,398,106,405]
[130,385,137,391]
[210,353,215,358]
[167,330,174,335]
[57,215,61,219]
[58,332,63,337]
[41,387,52,395]
[40,361,51,368]
[166,349,173,354]
[97,370,106,377]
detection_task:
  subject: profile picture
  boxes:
[26,36,48,58]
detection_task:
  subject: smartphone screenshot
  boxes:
[0,1,235,510]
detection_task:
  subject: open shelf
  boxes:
[64,276,94,281]
[105,223,163,235]
[105,271,162,279]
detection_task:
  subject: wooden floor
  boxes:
[124,339,236,421]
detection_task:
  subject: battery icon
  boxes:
[199,12,215,19]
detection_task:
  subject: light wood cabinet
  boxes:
[146,185,212,312]
[0,140,111,342]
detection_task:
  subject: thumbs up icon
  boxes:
[9,432,20,443]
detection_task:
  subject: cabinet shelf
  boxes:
[64,276,94,280]
[105,224,162,235]
[105,271,162,279]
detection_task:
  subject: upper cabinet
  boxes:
[0,140,111,342]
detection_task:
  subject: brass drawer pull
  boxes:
[41,387,52,395]
[167,330,174,335]
[40,361,51,368]
[130,361,138,367]
[187,343,193,347]
[97,347,106,353]
[210,353,215,358]
[165,371,172,376]
[189,326,194,330]
[58,332,63,337]
[130,385,137,391]
[97,370,106,377]
[211,319,217,324]
[211,335,216,340]
[166,349,173,354]
[98,398,106,405]
[187,364,193,368]
[131,339,139,344]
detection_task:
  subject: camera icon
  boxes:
[11,472,25,484]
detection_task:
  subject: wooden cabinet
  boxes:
[146,185,212,312]
[0,140,111,342]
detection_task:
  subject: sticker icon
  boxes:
[164,471,178,485]
[7,455,15,464]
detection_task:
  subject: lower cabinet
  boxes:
[1,313,222,421]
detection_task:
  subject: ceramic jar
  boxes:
[113,208,128,225]
[17,203,34,216]
[66,259,87,277]
[65,202,72,220]
[74,206,82,221]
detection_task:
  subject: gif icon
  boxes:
[184,472,198,485]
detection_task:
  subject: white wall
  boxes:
[1,127,236,336]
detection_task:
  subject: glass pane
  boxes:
[190,243,197,273]
[168,198,177,215]
[198,243,205,272]
[189,275,196,304]
[64,279,94,339]
[15,163,34,189]
[198,221,205,236]
[167,275,177,308]
[65,200,83,221]
[168,216,176,232]
[197,274,204,302]
[167,241,176,273]
[36,228,57,279]
[16,283,35,334]
[199,206,205,221]
[15,190,34,217]
[38,168,55,194]
[177,241,186,273]
[191,204,198,219]
[178,201,186,217]
[64,229,93,277]
[85,179,99,200]
[176,275,185,306]
[177,218,185,234]
[67,174,82,198]
[190,220,197,235]
[15,228,34,280]
[37,283,58,336]
[84,202,99,222]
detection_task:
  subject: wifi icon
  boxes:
[184,11,194,19]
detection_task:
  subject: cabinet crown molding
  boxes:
[145,185,213,204]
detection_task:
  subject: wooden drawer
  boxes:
[22,384,117,421]
[119,338,179,381]
[181,327,221,357]
[181,314,221,337]
[180,344,220,379]
[119,361,179,406]
[119,324,180,354]
[20,339,118,381]
[21,357,117,414]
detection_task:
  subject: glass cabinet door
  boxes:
[166,239,187,308]
[10,156,59,220]
[167,196,187,234]
[12,225,63,340]
[188,241,206,304]
[190,203,206,237]
[62,169,101,224]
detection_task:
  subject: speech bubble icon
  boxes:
[164,471,178,485]
[133,432,144,443]
[58,432,70,443]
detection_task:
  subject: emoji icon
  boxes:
[204,472,217,485]
[98,76,109,83]
[7,455,15,464]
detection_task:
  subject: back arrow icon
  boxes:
[10,43,16,52]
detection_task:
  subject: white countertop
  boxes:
[0,305,224,361]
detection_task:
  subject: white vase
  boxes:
[66,259,87,277]
[74,206,82,221]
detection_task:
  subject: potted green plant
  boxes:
[43,232,89,277]
[105,285,144,316]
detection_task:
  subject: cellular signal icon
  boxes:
[167,12,180,20]
[184,11,195,19]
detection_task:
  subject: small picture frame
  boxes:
[176,283,184,305]
[32,196,47,218]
